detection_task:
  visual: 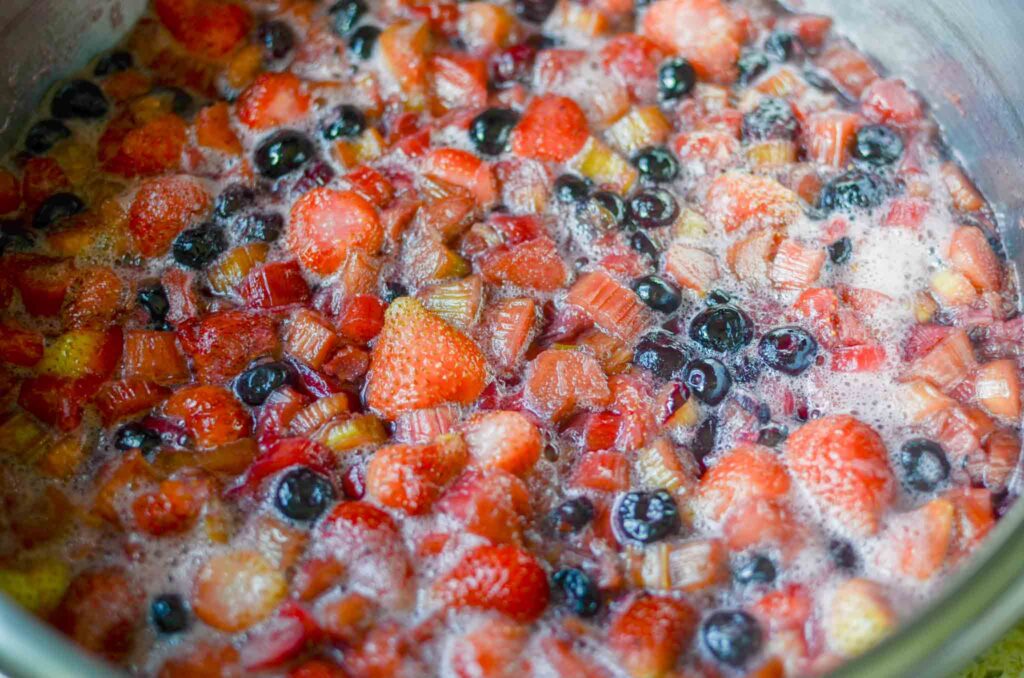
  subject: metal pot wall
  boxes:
[0,1,1022,676]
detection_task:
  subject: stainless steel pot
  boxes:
[1,1,1023,676]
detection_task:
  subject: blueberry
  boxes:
[685,358,732,405]
[742,97,798,141]
[25,119,71,155]
[817,168,892,213]
[275,467,336,522]
[627,188,679,229]
[515,0,557,23]
[0,226,34,255]
[633,333,689,381]
[547,497,595,535]
[258,20,296,60]
[552,568,600,617]
[702,610,763,667]
[329,0,367,35]
[254,130,314,179]
[382,281,410,303]
[828,539,858,571]
[629,231,659,260]
[348,25,381,60]
[150,594,189,634]
[756,424,787,447]
[632,147,679,183]
[237,211,284,242]
[172,223,227,269]
[33,193,84,229]
[137,285,170,326]
[733,554,776,585]
[633,275,682,314]
[236,362,293,406]
[115,423,162,455]
[50,80,108,119]
[899,438,950,492]
[616,489,680,543]
[589,190,627,223]
[151,86,195,118]
[214,184,255,220]
[732,354,762,384]
[692,415,718,462]
[469,108,520,156]
[758,327,818,376]
[689,305,754,353]
[94,51,133,77]
[322,105,366,141]
[736,51,770,86]
[764,31,797,61]
[828,236,853,264]
[852,124,904,166]
[554,174,590,204]
[706,289,734,306]
[658,58,696,100]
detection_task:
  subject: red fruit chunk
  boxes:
[366,297,487,419]
[907,328,975,391]
[64,266,124,330]
[240,602,319,670]
[347,165,395,208]
[608,594,698,678]
[132,477,208,536]
[785,415,895,535]
[422,148,497,207]
[948,225,1001,291]
[164,385,251,448]
[699,445,791,519]
[642,0,743,83]
[289,188,384,275]
[237,72,311,131]
[336,294,386,344]
[21,157,69,210]
[434,544,549,622]
[804,112,859,167]
[19,375,104,432]
[572,450,631,492]
[975,359,1021,420]
[437,468,532,543]
[479,237,569,292]
[478,297,536,374]
[861,78,923,126]
[831,343,887,372]
[665,243,720,294]
[129,176,212,257]
[463,410,542,475]
[524,349,612,422]
[877,497,954,580]
[0,170,20,215]
[600,34,665,100]
[103,113,187,177]
[705,171,800,233]
[723,498,802,553]
[195,102,242,155]
[285,309,339,370]
[0,323,44,367]
[239,260,311,309]
[12,257,74,317]
[122,330,190,385]
[431,53,488,112]
[511,95,589,162]
[818,45,879,98]
[177,310,279,383]
[366,439,467,514]
[771,239,826,290]
[52,569,142,661]
[566,271,650,345]
[161,268,200,324]
[450,618,528,678]
[95,379,170,425]
[155,0,252,59]
[236,437,330,494]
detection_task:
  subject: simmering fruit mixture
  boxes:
[0,0,1020,675]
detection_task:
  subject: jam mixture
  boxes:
[0,0,1020,676]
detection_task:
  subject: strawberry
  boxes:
[567,271,650,345]
[347,165,396,208]
[434,544,549,622]
[698,445,791,519]
[132,476,208,536]
[237,72,311,130]
[539,635,612,678]
[236,437,329,495]
[784,415,895,535]
[437,468,532,543]
[831,344,887,373]
[572,450,631,492]
[0,323,44,367]
[102,113,187,177]
[479,237,569,292]
[366,438,467,514]
[876,497,954,580]
[177,310,279,383]
[289,188,384,276]
[192,550,287,632]
[155,0,252,59]
[463,410,542,475]
[607,594,698,678]
[366,297,487,419]
[63,267,124,330]
[19,375,105,431]
[511,95,589,162]
[884,197,929,229]
[818,46,879,98]
[478,297,536,373]
[722,498,802,554]
[430,53,488,112]
[422,148,496,207]
[380,21,431,106]
[642,0,743,83]
[164,385,251,448]
[10,256,74,317]
[240,602,319,671]
[600,34,666,100]
[861,78,923,126]
[51,568,142,661]
[751,583,813,632]
[947,487,995,559]
[705,171,801,233]
[128,175,212,257]
[948,225,1001,291]
[240,260,311,309]
[161,268,201,324]
[665,243,720,294]
[524,349,612,423]
[21,157,69,210]
[450,617,528,678]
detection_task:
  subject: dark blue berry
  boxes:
[764,31,798,61]
[25,119,71,155]
[632,147,679,183]
[632,275,682,314]
[756,424,787,447]
[33,193,84,229]
[899,438,950,492]
[236,362,293,406]
[685,358,732,405]
[817,168,892,213]
[633,333,689,381]
[383,281,410,303]
[692,416,718,464]
[828,236,852,264]
[469,108,520,156]
[658,58,696,100]
[94,51,133,77]
[489,41,539,87]
[275,467,335,522]
[255,130,314,179]
[238,211,284,242]
[629,231,659,260]
[552,568,600,617]
[322,105,366,141]
[736,51,770,85]
[702,610,763,667]
[706,289,734,306]
[515,0,557,24]
[689,305,754,353]
[554,174,590,204]
[628,188,679,228]
[852,124,904,166]
[115,423,162,455]
[547,497,595,535]
[137,285,170,327]
[172,223,227,269]
[151,594,189,634]
[742,97,798,141]
[151,86,195,118]
[51,80,108,119]
[0,225,34,255]
[616,489,680,544]
[829,539,859,571]
[214,184,255,220]
[733,554,776,585]
[258,20,296,60]
[758,327,818,376]
[348,25,381,60]
[329,0,367,36]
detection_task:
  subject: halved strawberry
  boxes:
[665,243,720,294]
[450,617,528,678]
[722,498,803,555]
[785,415,894,534]
[164,385,251,448]
[434,544,549,622]
[478,297,537,373]
[948,226,1001,292]
[423,148,497,207]
[128,175,212,257]
[236,72,310,130]
[132,476,209,537]
[437,468,532,543]
[699,445,791,519]
[479,237,569,292]
[102,113,187,177]
[366,438,467,514]
[365,297,487,419]
[463,410,542,476]
[289,188,384,276]
[608,594,698,678]
[705,171,801,233]
[511,95,589,162]
[566,271,649,345]
[642,0,742,83]
[177,310,279,383]
[524,349,612,422]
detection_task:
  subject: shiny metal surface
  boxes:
[0,1,1022,677]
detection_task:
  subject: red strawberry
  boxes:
[128,176,212,257]
[463,410,542,476]
[347,165,395,208]
[289,188,384,276]
[366,297,487,419]
[155,0,252,59]
[237,72,311,130]
[132,476,209,536]
[511,95,589,162]
[366,438,468,514]
[437,468,532,543]
[164,385,251,448]
[336,294,386,344]
[236,437,330,495]
[572,450,631,492]
[479,237,569,292]
[10,256,74,317]
[18,374,104,431]
[195,102,242,155]
[722,498,804,555]
[861,78,923,126]
[21,157,69,210]
[566,271,650,345]
[785,415,895,535]
[600,34,666,100]
[699,445,791,519]
[524,349,612,422]
[450,617,528,678]
[642,0,743,83]
[177,310,279,383]
[705,171,801,233]
[434,544,549,622]
[102,113,187,177]
[607,594,698,678]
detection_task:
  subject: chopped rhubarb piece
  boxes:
[240,260,311,309]
[770,239,826,290]
[164,385,251,449]
[95,379,171,425]
[177,310,279,384]
[566,271,650,345]
[0,324,44,367]
[948,225,1001,292]
[665,243,719,294]
[285,309,339,370]
[524,349,612,422]
[122,330,189,385]
[975,359,1021,420]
